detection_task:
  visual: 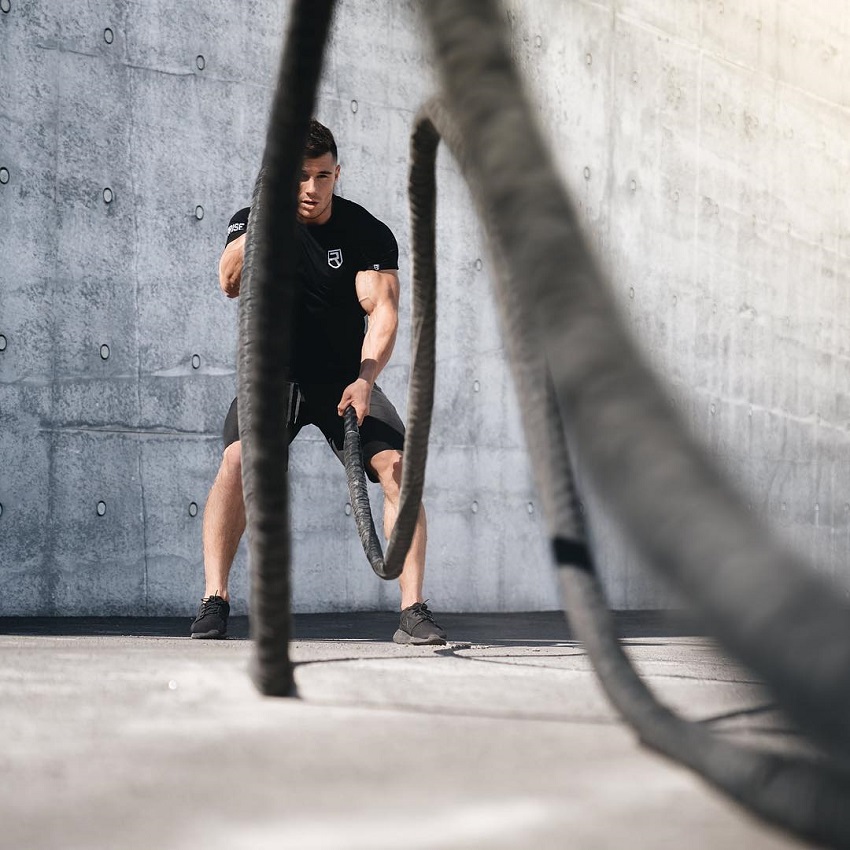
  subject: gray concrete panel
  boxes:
[289,436,370,613]
[46,430,146,614]
[141,435,222,614]
[1,24,61,386]
[506,0,850,607]
[0,429,52,614]
[138,373,233,434]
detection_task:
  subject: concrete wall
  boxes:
[1,1,848,616]
[504,0,850,606]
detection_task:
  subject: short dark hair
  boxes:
[305,119,337,161]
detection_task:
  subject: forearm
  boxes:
[359,304,397,385]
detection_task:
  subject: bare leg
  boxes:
[201,441,245,601]
[369,450,428,609]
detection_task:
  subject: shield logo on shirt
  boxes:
[327,248,343,269]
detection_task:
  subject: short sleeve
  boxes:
[363,218,399,271]
[225,207,250,247]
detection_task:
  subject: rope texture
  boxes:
[378,113,442,570]
[421,0,850,762]
[238,0,336,697]
[416,2,850,844]
[342,407,385,574]
[241,1,850,841]
[413,93,850,850]
[337,112,442,580]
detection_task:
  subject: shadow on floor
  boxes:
[0,610,702,643]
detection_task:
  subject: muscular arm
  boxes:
[357,268,400,384]
[218,234,246,298]
[336,268,400,423]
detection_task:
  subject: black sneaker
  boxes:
[190,595,230,639]
[393,602,447,645]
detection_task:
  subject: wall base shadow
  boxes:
[0,609,701,642]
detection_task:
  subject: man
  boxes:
[190,119,446,646]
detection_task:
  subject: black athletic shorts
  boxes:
[222,382,405,482]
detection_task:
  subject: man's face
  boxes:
[297,153,339,224]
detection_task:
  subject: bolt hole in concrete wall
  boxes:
[1,2,849,615]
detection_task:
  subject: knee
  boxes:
[373,451,403,496]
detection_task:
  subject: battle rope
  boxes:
[237,0,336,697]
[342,406,385,575]
[242,0,850,842]
[239,0,428,691]
[422,0,850,758]
[415,1,850,844]
[409,93,850,850]
[337,87,442,581]
[422,0,850,762]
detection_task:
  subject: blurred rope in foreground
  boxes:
[237,0,335,697]
[240,0,850,842]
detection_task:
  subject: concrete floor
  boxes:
[0,612,811,850]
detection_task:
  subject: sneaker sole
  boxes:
[392,629,446,646]
[190,629,227,639]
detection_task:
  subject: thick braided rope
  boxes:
[342,407,385,574]
[422,0,850,761]
[417,96,850,848]
[336,115,440,581]
[374,115,442,575]
[239,3,850,839]
[238,0,336,697]
[559,566,850,846]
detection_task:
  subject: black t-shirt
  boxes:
[226,195,398,383]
